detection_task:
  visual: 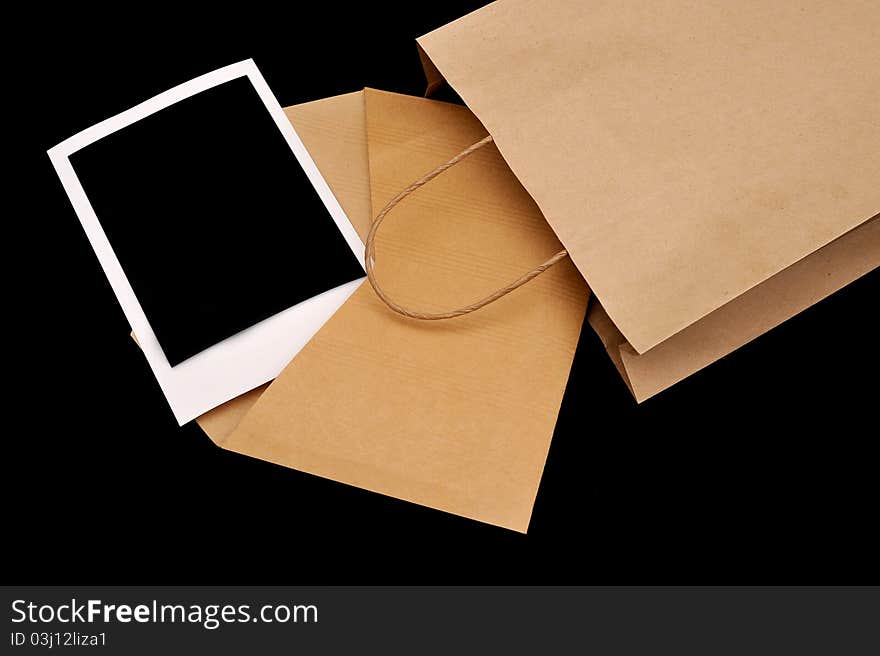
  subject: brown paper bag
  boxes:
[220,89,589,532]
[418,0,880,400]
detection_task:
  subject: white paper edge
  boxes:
[47,59,366,425]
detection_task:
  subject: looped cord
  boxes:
[364,134,569,320]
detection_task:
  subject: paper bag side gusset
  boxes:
[590,216,880,402]
[417,0,880,353]
[221,89,588,532]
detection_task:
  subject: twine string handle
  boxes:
[365,134,569,320]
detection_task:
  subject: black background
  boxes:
[11,2,879,583]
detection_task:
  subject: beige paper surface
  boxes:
[589,216,879,401]
[192,91,373,443]
[418,0,880,353]
[222,89,589,532]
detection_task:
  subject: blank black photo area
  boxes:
[70,76,365,366]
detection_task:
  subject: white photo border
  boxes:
[48,59,366,424]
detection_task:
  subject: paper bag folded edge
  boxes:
[589,216,879,402]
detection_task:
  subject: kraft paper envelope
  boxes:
[418,0,880,397]
[221,89,589,532]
